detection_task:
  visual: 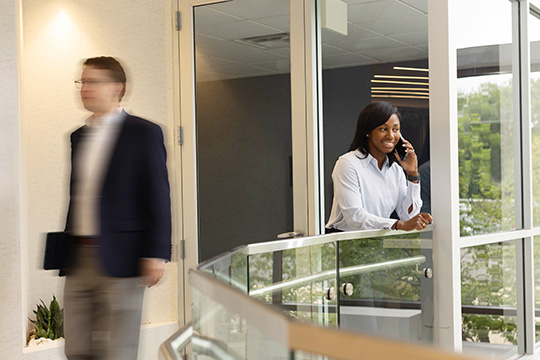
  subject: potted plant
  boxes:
[27,295,64,347]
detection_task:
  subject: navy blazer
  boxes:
[65,112,172,277]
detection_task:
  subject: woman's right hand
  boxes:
[396,213,433,231]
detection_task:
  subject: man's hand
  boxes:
[139,259,165,288]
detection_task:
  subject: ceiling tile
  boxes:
[196,69,234,83]
[207,0,289,20]
[322,23,381,44]
[196,20,284,41]
[193,7,243,27]
[195,54,243,72]
[388,31,428,46]
[367,46,427,61]
[266,47,291,57]
[322,44,349,56]
[332,36,405,52]
[211,64,278,78]
[195,35,287,63]
[251,59,291,72]
[255,15,290,32]
[398,0,427,14]
[358,14,427,36]
[348,0,422,23]
[322,53,375,67]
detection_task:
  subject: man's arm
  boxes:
[140,123,172,286]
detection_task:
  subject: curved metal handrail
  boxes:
[159,321,192,360]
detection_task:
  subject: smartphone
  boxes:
[394,137,408,161]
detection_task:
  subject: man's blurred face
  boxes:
[79,66,123,116]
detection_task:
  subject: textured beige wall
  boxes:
[19,0,179,356]
[0,0,25,358]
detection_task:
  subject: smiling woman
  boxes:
[325,101,433,232]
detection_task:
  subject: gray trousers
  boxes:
[64,246,145,360]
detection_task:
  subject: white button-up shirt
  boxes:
[71,107,125,236]
[326,150,422,231]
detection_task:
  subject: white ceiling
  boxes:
[194,0,428,81]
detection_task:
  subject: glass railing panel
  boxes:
[199,249,250,293]
[338,231,433,344]
[191,275,290,359]
[248,243,338,328]
[461,240,517,359]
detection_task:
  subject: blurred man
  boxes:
[63,56,171,360]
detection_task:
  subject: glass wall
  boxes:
[456,0,517,237]
[454,1,524,356]
[461,241,517,357]
[193,0,294,261]
[320,0,430,222]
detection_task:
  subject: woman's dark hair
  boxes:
[349,101,401,162]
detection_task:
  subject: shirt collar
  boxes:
[354,150,389,168]
[86,106,124,128]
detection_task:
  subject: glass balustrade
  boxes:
[159,228,455,359]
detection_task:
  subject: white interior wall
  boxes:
[16,0,178,357]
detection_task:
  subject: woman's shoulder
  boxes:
[334,151,366,174]
[338,150,363,163]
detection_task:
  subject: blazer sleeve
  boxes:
[65,129,82,233]
[141,124,172,260]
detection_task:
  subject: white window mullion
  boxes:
[515,0,535,354]
[428,0,462,352]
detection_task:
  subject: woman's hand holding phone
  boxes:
[394,137,418,176]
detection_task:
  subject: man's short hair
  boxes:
[84,56,127,101]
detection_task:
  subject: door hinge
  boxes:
[175,11,181,31]
[179,239,185,260]
[178,125,184,146]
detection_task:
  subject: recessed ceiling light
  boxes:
[372,94,429,99]
[372,90,430,96]
[374,75,429,80]
[371,87,429,92]
[393,66,429,72]
[371,79,429,86]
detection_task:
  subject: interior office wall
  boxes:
[19,0,178,357]
[321,65,372,221]
[196,74,293,261]
[0,0,25,357]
